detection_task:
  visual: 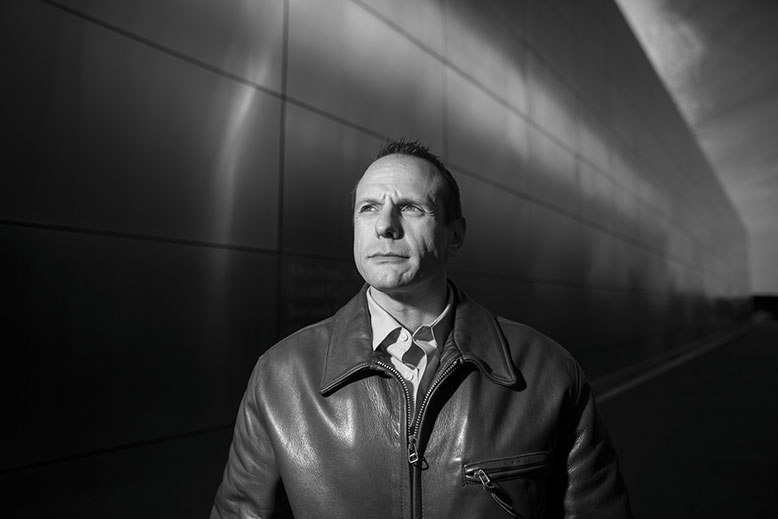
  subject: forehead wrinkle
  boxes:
[357,176,442,205]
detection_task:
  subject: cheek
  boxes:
[353,223,369,248]
[414,228,447,258]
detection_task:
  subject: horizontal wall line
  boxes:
[350,0,733,265]
[2,218,740,294]
[37,0,734,285]
[41,0,720,262]
[39,0,387,144]
[41,0,280,98]
[446,165,722,276]
[0,423,233,475]
[0,219,277,255]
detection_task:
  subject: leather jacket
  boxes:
[211,283,632,519]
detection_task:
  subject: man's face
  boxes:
[353,154,464,297]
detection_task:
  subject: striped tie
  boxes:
[402,326,434,368]
[401,341,425,368]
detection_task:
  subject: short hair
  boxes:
[370,138,463,222]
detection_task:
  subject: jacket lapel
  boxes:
[319,285,375,394]
[318,282,519,394]
[449,284,518,387]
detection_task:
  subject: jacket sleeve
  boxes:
[211,359,281,519]
[561,359,633,519]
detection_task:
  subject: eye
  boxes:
[401,204,423,213]
[357,204,377,213]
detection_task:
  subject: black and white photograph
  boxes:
[2,1,777,517]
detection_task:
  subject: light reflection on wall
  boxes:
[211,86,258,243]
[0,1,751,511]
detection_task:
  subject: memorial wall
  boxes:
[0,0,749,514]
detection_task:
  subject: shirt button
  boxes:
[399,331,409,342]
[404,372,413,381]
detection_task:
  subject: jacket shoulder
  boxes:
[258,316,335,367]
[493,315,582,388]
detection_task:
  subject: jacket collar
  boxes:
[319,282,518,394]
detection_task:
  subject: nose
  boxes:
[375,206,401,239]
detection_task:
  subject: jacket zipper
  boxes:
[409,357,463,460]
[376,356,464,518]
[463,452,548,483]
[463,453,547,518]
[375,360,413,448]
[409,357,464,518]
[474,469,519,518]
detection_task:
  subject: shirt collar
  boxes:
[319,283,519,395]
[366,286,454,350]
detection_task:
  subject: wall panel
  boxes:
[525,282,587,351]
[286,0,444,147]
[577,288,637,372]
[451,272,533,324]
[527,204,585,284]
[581,226,630,290]
[2,428,232,518]
[528,0,575,79]
[579,161,617,231]
[444,69,529,189]
[1,0,282,249]
[526,125,577,211]
[282,103,382,258]
[280,255,365,337]
[445,0,529,114]
[451,173,529,277]
[360,0,446,55]
[2,226,277,470]
[48,0,285,91]
[526,52,580,150]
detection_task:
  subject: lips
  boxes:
[369,253,409,259]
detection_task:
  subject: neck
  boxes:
[370,277,449,331]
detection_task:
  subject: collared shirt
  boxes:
[366,286,454,415]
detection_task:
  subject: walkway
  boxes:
[599,322,778,518]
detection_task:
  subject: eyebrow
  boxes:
[355,196,433,207]
[354,196,382,207]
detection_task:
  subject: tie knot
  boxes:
[414,326,434,342]
[401,341,426,368]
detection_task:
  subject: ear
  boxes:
[447,217,466,257]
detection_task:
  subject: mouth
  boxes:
[369,253,409,260]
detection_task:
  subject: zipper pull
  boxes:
[477,468,495,488]
[408,434,419,465]
[475,469,520,518]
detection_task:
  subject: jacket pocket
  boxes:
[463,452,550,518]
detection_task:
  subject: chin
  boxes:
[366,277,406,293]
[359,264,407,286]
[364,273,412,293]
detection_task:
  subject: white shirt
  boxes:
[366,287,454,415]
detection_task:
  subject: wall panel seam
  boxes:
[0,423,234,475]
[39,0,280,99]
[446,165,715,270]
[0,219,278,255]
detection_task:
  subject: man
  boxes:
[211,139,632,518]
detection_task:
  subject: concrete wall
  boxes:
[1,0,749,516]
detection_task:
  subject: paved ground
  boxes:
[599,321,778,519]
